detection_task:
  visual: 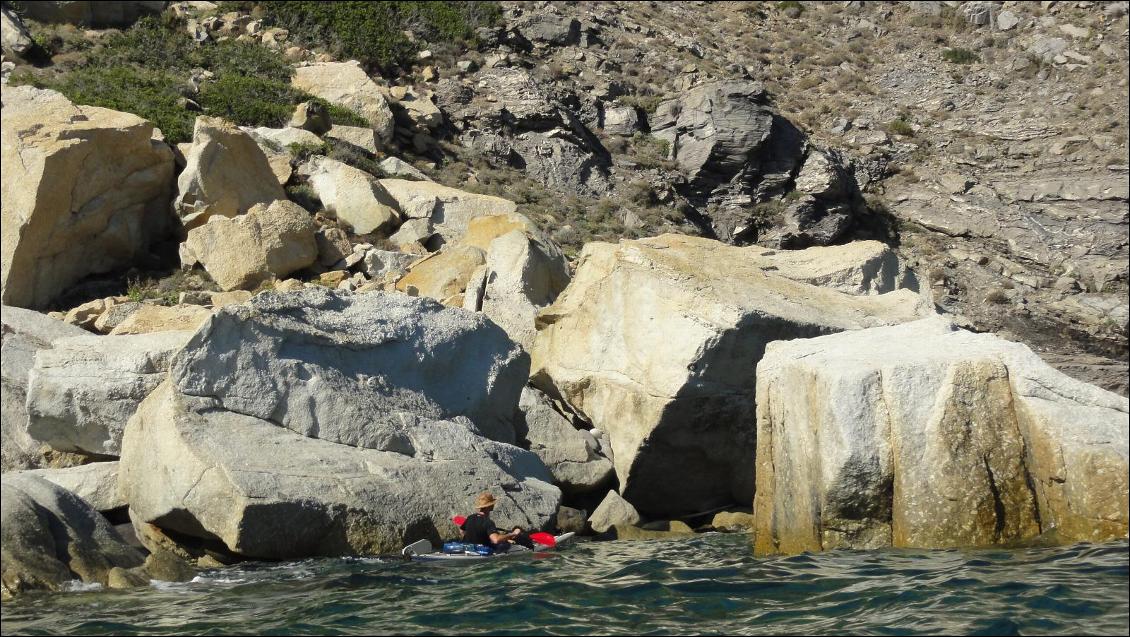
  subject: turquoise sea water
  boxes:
[2,535,1127,635]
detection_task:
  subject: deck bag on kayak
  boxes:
[442,542,495,555]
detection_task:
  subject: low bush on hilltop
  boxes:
[942,47,980,64]
[9,15,366,143]
[259,1,502,71]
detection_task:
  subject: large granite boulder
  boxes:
[395,243,486,306]
[1,307,87,472]
[180,199,318,291]
[518,387,613,495]
[174,116,286,230]
[463,221,571,351]
[530,234,933,518]
[243,126,323,186]
[753,317,1130,554]
[378,179,518,247]
[26,331,192,457]
[24,462,125,512]
[1,5,33,59]
[1,473,144,598]
[1,86,175,309]
[170,288,529,445]
[121,382,559,559]
[292,61,395,145]
[651,80,843,243]
[297,156,400,235]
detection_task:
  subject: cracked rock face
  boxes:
[530,234,933,518]
[753,317,1130,554]
[122,289,560,559]
[26,330,193,457]
[170,288,529,445]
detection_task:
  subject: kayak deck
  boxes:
[404,532,575,562]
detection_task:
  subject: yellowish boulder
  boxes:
[292,61,394,145]
[174,117,286,230]
[180,200,318,291]
[395,244,485,305]
[531,234,933,518]
[1,86,175,309]
[753,317,1129,554]
[109,304,212,336]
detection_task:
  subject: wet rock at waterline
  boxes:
[1,473,144,598]
[120,382,560,559]
[752,317,1130,554]
[587,490,641,534]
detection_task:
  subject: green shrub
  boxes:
[198,74,304,128]
[8,14,376,143]
[327,141,386,177]
[320,102,371,128]
[887,118,915,137]
[259,1,502,70]
[287,141,331,162]
[626,180,660,207]
[942,47,980,64]
[778,1,805,16]
[19,65,197,143]
[619,94,664,114]
[629,133,673,170]
[286,183,322,213]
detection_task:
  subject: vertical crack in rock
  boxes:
[982,454,1007,543]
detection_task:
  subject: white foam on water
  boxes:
[61,580,103,593]
[150,580,192,592]
[189,575,248,585]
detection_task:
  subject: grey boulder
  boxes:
[1,473,143,598]
[26,331,192,457]
[1,306,87,472]
[518,387,614,495]
[170,288,529,445]
[24,462,125,512]
[120,381,560,559]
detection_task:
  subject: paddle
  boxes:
[452,516,557,547]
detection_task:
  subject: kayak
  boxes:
[402,533,576,563]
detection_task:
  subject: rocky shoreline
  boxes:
[2,1,1128,599]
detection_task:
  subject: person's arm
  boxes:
[489,530,518,544]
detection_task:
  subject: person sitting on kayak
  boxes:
[460,492,519,552]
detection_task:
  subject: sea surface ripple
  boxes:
[2,535,1127,635]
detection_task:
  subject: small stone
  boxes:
[209,290,254,308]
[178,291,212,306]
[317,270,349,287]
[996,10,1020,31]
